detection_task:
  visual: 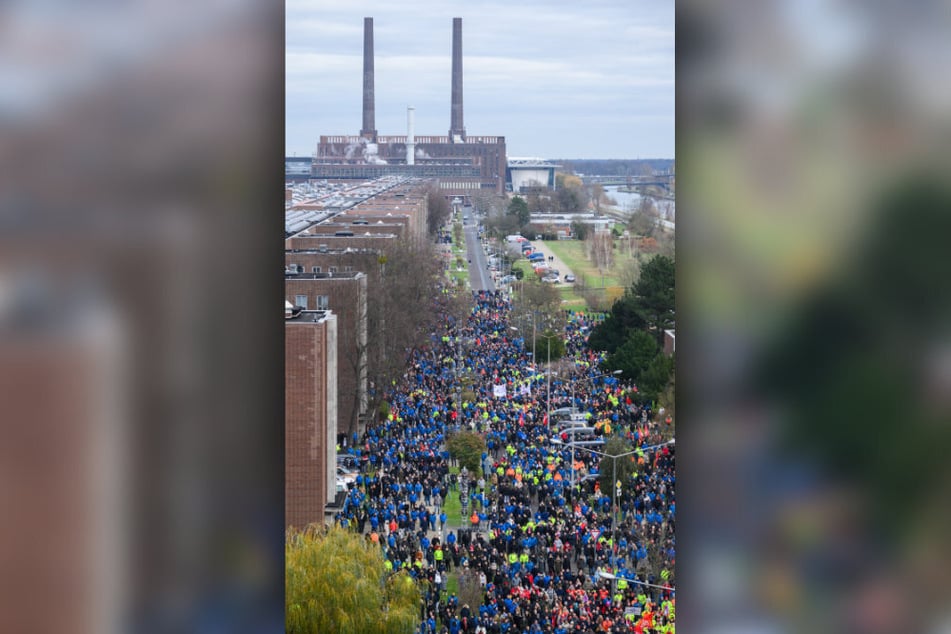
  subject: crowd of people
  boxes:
[335,289,675,633]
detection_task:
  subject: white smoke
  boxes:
[364,143,388,165]
[344,139,364,160]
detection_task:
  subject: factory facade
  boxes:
[311,18,507,198]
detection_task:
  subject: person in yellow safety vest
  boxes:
[496,466,504,476]
[384,559,393,571]
[613,591,623,604]
[518,552,529,566]
[508,552,518,565]
[617,577,628,591]
[660,568,671,582]
[434,548,444,563]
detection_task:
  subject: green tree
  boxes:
[286,525,420,634]
[570,220,590,241]
[507,196,531,227]
[638,352,674,404]
[597,437,638,500]
[447,431,487,474]
[589,255,674,353]
[587,294,646,354]
[633,255,675,342]
[555,184,585,214]
[604,330,658,379]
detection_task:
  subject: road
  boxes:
[464,219,495,292]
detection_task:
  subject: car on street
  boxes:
[542,275,560,283]
[564,274,576,283]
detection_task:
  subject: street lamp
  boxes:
[550,438,674,586]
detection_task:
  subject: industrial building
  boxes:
[506,157,560,192]
[311,17,507,198]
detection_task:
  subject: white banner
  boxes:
[493,383,507,399]
[519,384,531,396]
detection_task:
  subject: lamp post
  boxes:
[567,369,623,486]
[550,438,674,587]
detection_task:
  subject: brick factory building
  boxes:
[310,18,506,198]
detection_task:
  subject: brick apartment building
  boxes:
[345,188,428,241]
[285,232,398,253]
[285,309,337,530]
[285,246,383,280]
[285,272,367,438]
[301,218,409,240]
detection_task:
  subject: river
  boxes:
[602,186,675,222]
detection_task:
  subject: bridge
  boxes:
[581,172,674,192]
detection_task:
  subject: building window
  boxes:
[316,295,330,310]
[329,266,338,273]
[344,266,353,272]
[294,295,308,309]
[312,266,321,273]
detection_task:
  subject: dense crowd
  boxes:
[335,290,675,633]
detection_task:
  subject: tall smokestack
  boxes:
[360,17,377,140]
[406,106,415,165]
[449,17,465,142]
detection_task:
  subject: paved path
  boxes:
[529,239,578,288]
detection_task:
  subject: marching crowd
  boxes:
[335,290,675,633]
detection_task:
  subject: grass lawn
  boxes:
[541,239,634,289]
[443,490,462,525]
[445,571,459,598]
[558,286,587,310]
[450,268,469,285]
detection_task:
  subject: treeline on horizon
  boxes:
[555,158,674,176]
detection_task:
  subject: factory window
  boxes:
[316,295,330,310]
[294,295,308,309]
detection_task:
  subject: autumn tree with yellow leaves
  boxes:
[286,525,420,633]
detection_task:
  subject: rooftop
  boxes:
[284,271,365,280]
[285,308,333,323]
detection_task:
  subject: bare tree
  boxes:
[585,230,614,271]
[627,196,659,238]
[424,183,451,235]
[364,240,445,421]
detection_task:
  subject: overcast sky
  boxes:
[286,0,673,160]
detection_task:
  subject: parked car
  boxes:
[564,274,576,283]
[542,275,560,283]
